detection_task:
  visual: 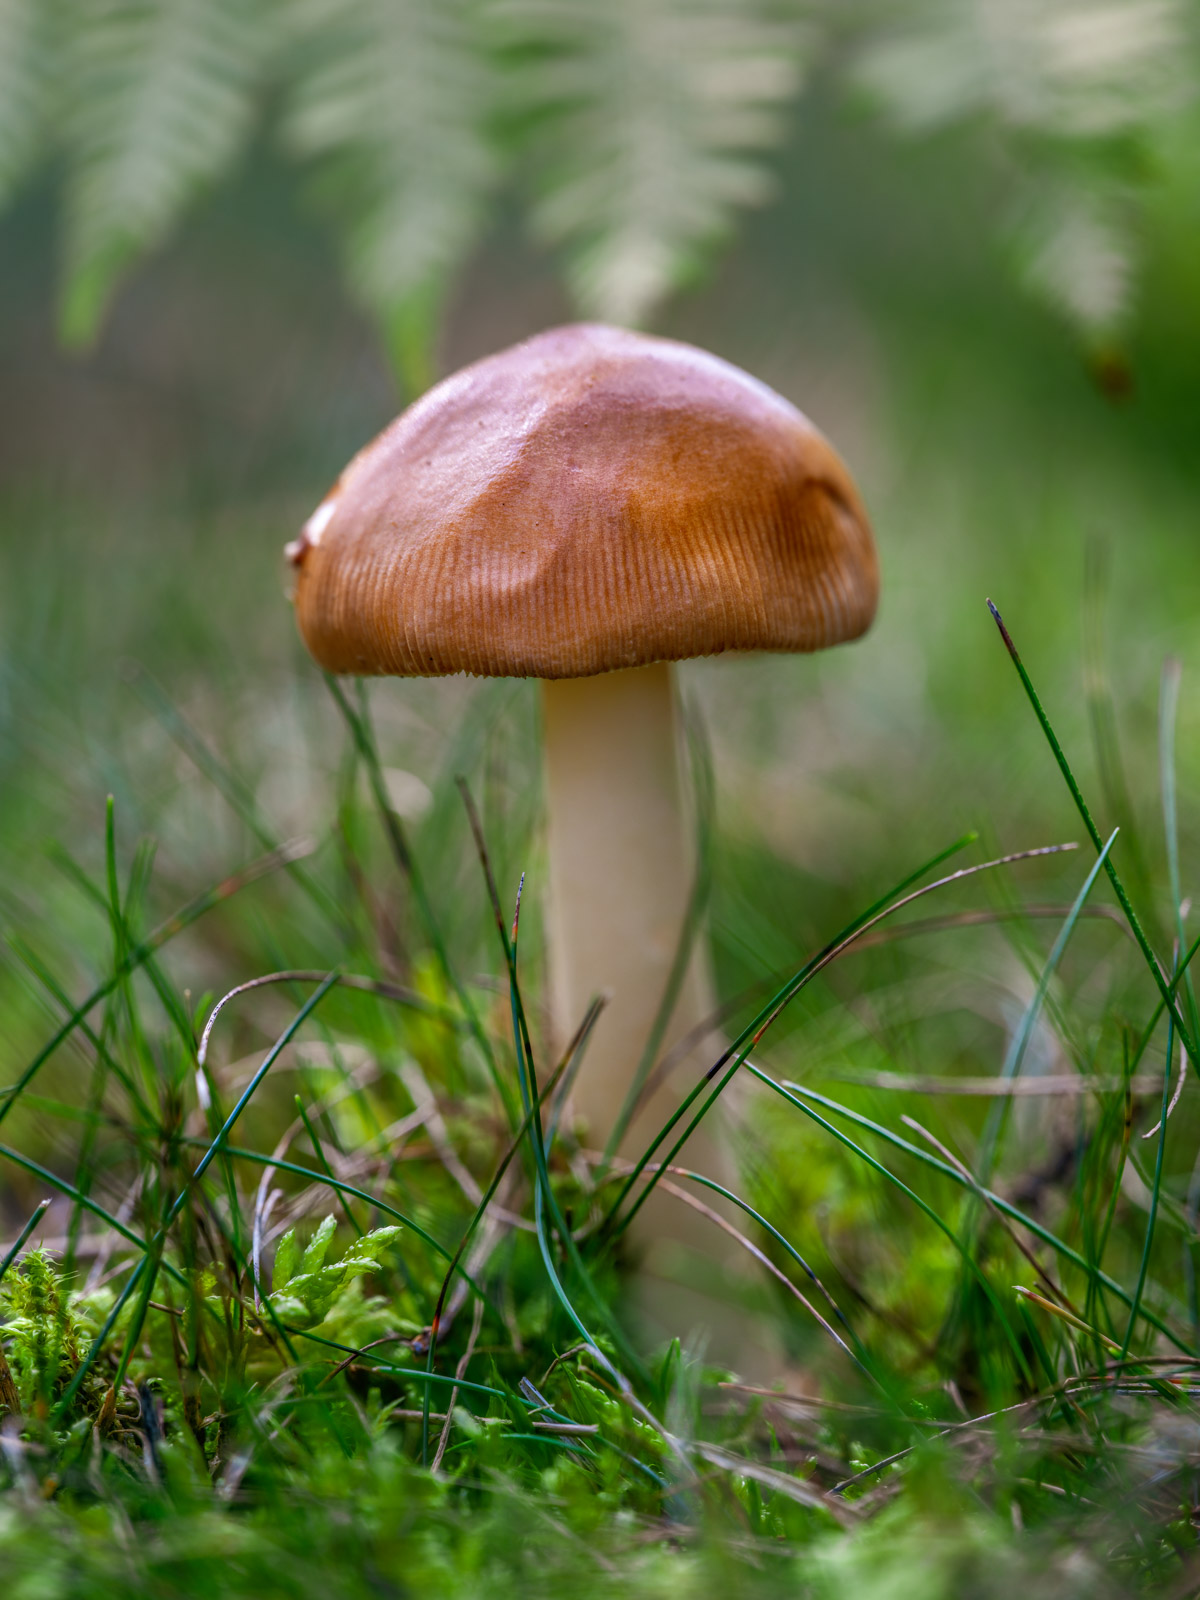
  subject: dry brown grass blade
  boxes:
[198,970,453,1069]
[690,1441,858,1524]
[431,1294,485,1472]
[900,1112,1074,1312]
[831,1071,1159,1096]
[637,893,1113,1111]
[602,1155,862,1373]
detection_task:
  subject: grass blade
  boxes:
[0,1200,51,1286]
[975,828,1118,1187]
[988,599,1199,1070]
[0,839,315,1130]
[772,1073,1193,1354]
[327,676,517,1127]
[601,831,980,1235]
[129,665,347,936]
[1159,657,1200,1060]
[609,841,1076,1243]
[1121,999,1176,1357]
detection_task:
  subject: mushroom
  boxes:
[288,324,878,1350]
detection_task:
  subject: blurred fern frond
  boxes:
[282,0,497,393]
[852,0,1192,336]
[0,0,1191,371]
[498,0,807,326]
[0,0,52,207]
[853,0,1186,138]
[58,0,270,347]
[1012,171,1139,336]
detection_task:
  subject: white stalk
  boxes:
[541,663,752,1347]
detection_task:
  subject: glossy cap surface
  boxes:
[289,324,878,678]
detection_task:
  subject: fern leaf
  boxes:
[282,0,496,391]
[58,0,268,347]
[498,0,806,326]
[1013,174,1137,334]
[853,0,1186,139]
[852,0,1188,335]
[0,0,52,206]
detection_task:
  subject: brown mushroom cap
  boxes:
[289,323,878,679]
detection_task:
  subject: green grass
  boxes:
[3,595,1200,1598]
[4,104,1200,1592]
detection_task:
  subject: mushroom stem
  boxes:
[541,662,734,1262]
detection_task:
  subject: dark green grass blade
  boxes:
[639,1160,879,1385]
[109,1233,164,1395]
[5,932,149,1114]
[294,1327,510,1402]
[0,1199,50,1285]
[732,1077,1034,1379]
[487,1433,590,1454]
[1121,1010,1176,1358]
[1082,1068,1135,1339]
[771,1074,1193,1354]
[503,882,646,1382]
[296,1094,364,1236]
[327,675,517,1127]
[1107,664,1196,1360]
[54,1252,152,1418]
[427,1008,600,1345]
[601,831,981,1235]
[1082,540,1160,927]
[0,838,313,1129]
[975,829,1118,1187]
[1127,931,1200,1075]
[524,1189,668,1491]
[988,600,1199,1070]
[1159,658,1200,1058]
[423,825,660,1461]
[129,664,348,936]
[544,997,605,1152]
[456,781,645,1374]
[468,873,656,1458]
[0,1146,157,1257]
[415,1003,613,1462]
[54,978,341,1417]
[609,841,1076,1244]
[1013,1297,1059,1389]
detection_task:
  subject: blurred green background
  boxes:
[4,16,1200,1591]
[2,1,1200,1277]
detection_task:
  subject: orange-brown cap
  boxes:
[289,324,878,679]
